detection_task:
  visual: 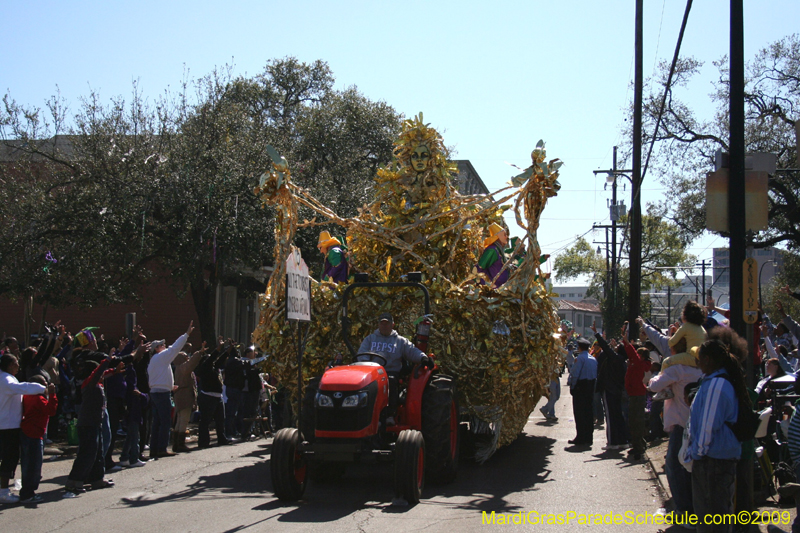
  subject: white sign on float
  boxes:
[285,249,311,322]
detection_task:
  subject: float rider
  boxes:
[318,231,348,284]
[476,222,510,288]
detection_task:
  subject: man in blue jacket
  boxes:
[567,337,597,447]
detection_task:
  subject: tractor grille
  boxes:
[316,381,378,432]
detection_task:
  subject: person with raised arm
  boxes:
[146,321,193,459]
[590,321,629,451]
[621,322,652,461]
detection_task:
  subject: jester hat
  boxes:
[483,222,506,249]
[317,231,342,250]
[74,327,99,348]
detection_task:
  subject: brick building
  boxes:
[1,136,490,347]
[0,276,203,348]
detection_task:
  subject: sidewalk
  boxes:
[646,437,796,532]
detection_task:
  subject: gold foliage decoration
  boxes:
[252,115,564,452]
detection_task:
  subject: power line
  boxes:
[620,0,694,295]
[547,227,596,256]
[651,0,668,81]
[638,0,694,193]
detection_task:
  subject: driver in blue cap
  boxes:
[358,312,433,372]
[358,312,434,424]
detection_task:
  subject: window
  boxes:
[569,293,575,297]
[577,314,583,327]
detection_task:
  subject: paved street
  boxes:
[0,376,691,533]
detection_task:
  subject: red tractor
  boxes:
[270,273,460,504]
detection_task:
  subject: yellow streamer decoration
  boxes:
[252,114,564,455]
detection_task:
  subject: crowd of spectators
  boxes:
[557,291,800,532]
[0,320,275,504]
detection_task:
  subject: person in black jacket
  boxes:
[590,321,630,451]
[223,347,247,440]
[196,339,233,448]
[131,326,151,461]
[19,323,67,383]
[65,356,113,497]
[241,347,268,440]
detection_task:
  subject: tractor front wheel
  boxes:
[270,428,308,501]
[394,429,425,504]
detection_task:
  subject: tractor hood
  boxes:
[319,362,386,391]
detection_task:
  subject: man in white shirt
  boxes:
[147,322,193,459]
[1,354,47,503]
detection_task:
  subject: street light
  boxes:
[758,260,779,310]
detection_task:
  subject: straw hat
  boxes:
[317,231,342,249]
[483,222,506,248]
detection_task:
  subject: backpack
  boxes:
[720,374,760,442]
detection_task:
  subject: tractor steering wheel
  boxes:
[356,352,388,366]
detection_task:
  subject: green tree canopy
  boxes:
[1,58,402,343]
[630,34,800,250]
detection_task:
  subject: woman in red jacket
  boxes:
[621,322,652,461]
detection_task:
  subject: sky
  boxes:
[2,0,798,285]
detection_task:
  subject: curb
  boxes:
[646,440,672,506]
[646,438,672,509]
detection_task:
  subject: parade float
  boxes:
[252,114,564,461]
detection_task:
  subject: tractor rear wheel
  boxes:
[421,374,460,483]
[394,429,425,504]
[270,428,308,501]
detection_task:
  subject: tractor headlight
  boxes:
[316,392,334,408]
[341,391,368,408]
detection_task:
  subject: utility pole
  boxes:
[729,0,751,385]
[667,285,672,327]
[593,224,615,302]
[701,260,706,298]
[611,147,619,309]
[593,147,632,327]
[605,227,611,299]
[695,259,710,300]
[592,228,611,299]
[630,0,644,338]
